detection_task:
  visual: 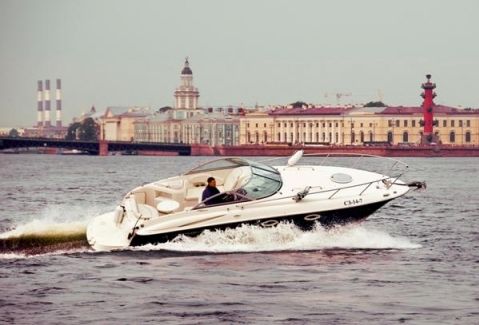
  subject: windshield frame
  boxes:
[192,159,283,208]
[183,157,251,175]
[241,164,282,200]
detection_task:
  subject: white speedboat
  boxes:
[86,151,424,251]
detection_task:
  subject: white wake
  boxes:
[1,204,420,257]
[0,204,110,258]
[0,204,109,239]
[135,222,421,253]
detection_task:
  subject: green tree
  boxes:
[158,106,172,113]
[291,101,307,108]
[364,101,386,107]
[79,118,99,141]
[65,122,81,140]
[65,118,98,141]
[8,128,19,137]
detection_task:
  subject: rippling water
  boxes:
[0,155,478,324]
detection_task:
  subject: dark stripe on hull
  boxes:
[130,199,391,247]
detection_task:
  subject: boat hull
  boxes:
[129,199,391,247]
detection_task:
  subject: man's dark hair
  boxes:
[207,177,215,183]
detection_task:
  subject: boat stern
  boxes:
[86,212,132,251]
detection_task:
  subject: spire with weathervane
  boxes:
[174,57,200,109]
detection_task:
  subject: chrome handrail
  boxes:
[234,174,404,209]
[260,152,409,179]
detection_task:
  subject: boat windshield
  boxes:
[241,161,282,200]
[184,157,250,175]
[191,158,282,208]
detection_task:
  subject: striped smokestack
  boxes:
[55,79,62,127]
[37,80,43,127]
[44,79,51,128]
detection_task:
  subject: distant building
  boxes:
[240,105,479,145]
[174,58,200,110]
[241,76,479,146]
[101,66,479,147]
[73,106,103,123]
[99,106,151,141]
[134,108,241,145]
[0,127,25,136]
[133,59,241,145]
[182,112,240,146]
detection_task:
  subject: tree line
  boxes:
[65,118,99,141]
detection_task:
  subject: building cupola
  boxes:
[181,57,193,75]
[174,57,199,109]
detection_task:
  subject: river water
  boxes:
[0,155,477,324]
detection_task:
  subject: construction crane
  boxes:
[377,89,384,102]
[323,92,352,105]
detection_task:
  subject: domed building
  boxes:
[133,58,241,145]
[174,58,200,110]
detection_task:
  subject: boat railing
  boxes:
[238,173,404,208]
[261,152,409,183]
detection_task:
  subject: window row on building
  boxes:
[386,119,471,128]
[239,111,479,145]
[134,115,240,146]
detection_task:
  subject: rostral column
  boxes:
[420,74,438,144]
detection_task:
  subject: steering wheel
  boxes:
[221,191,237,202]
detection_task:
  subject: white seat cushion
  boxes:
[185,187,203,201]
[156,199,180,214]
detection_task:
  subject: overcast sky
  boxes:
[1,0,478,127]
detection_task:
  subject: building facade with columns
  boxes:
[240,107,351,145]
[180,112,240,145]
[134,109,241,145]
[241,76,479,146]
[240,105,479,146]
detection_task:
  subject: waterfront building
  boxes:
[240,107,350,145]
[134,108,240,145]
[0,127,25,136]
[240,105,479,146]
[180,111,240,145]
[73,106,104,123]
[133,58,203,143]
[378,106,479,145]
[99,106,151,141]
[133,58,241,145]
[100,65,479,147]
[133,109,186,143]
[240,75,479,146]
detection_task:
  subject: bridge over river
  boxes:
[0,137,191,156]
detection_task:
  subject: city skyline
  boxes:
[1,0,478,127]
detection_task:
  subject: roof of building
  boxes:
[262,104,479,117]
[182,66,192,75]
[378,106,422,115]
[104,106,152,118]
[181,58,193,75]
[348,106,387,114]
[268,106,351,116]
[136,111,170,122]
[191,112,240,122]
[379,105,479,115]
